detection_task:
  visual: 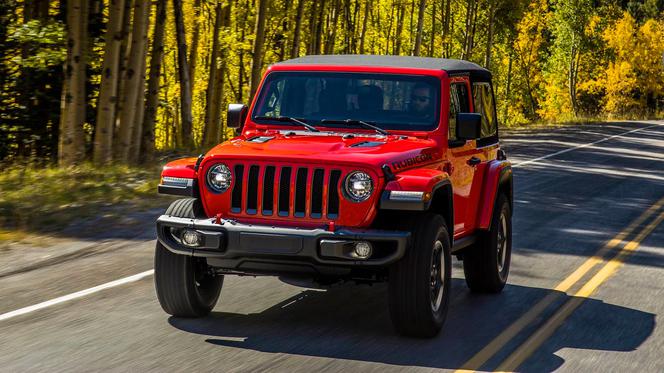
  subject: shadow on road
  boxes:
[169,279,654,371]
[509,123,664,270]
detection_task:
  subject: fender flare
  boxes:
[477,161,513,230]
[379,171,454,242]
[379,169,451,211]
[427,179,454,243]
[158,157,200,197]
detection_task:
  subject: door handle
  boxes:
[467,156,481,166]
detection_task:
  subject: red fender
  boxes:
[476,160,512,229]
[161,157,198,179]
[158,157,201,200]
[383,167,450,196]
[381,167,454,240]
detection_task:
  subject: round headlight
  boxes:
[344,171,373,202]
[207,163,232,192]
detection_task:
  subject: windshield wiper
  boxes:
[254,116,320,132]
[320,119,390,136]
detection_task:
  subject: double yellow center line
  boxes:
[457,196,664,372]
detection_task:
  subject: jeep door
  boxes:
[465,81,500,232]
[447,76,483,237]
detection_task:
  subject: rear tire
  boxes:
[463,194,512,293]
[154,199,223,317]
[388,213,451,338]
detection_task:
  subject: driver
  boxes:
[410,83,433,119]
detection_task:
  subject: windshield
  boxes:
[252,72,440,131]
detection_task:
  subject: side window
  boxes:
[448,83,470,141]
[258,80,285,117]
[472,82,498,143]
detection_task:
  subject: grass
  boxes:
[502,117,604,131]
[0,163,171,237]
[502,113,663,131]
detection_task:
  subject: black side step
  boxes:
[451,235,477,253]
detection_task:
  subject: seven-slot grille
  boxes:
[230,164,342,219]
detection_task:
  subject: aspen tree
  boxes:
[94,0,125,164]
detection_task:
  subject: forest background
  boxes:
[0,0,663,166]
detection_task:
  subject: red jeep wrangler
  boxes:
[154,55,513,338]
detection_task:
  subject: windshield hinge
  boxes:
[382,164,396,181]
[194,154,204,172]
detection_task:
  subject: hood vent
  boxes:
[247,136,275,143]
[349,141,386,148]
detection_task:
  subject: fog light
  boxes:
[181,229,203,247]
[353,241,372,259]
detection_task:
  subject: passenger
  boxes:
[410,83,434,119]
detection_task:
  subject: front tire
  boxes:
[463,193,512,293]
[388,213,451,338]
[154,199,223,317]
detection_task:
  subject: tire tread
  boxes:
[463,193,511,293]
[389,213,451,338]
[155,198,221,318]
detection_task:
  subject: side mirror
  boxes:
[456,113,482,140]
[227,104,248,129]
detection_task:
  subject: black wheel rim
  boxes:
[497,211,508,273]
[193,258,218,304]
[430,240,445,312]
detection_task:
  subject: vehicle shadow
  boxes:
[508,122,664,270]
[168,279,654,371]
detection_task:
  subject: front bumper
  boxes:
[156,215,410,276]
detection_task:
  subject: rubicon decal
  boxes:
[391,153,435,170]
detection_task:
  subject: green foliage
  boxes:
[538,0,593,120]
[8,19,66,68]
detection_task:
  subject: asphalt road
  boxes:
[1,120,663,372]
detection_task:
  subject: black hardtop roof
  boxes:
[274,55,491,80]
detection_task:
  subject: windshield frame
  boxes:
[250,71,442,132]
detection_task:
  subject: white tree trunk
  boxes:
[249,0,268,100]
[93,0,125,164]
[116,0,150,162]
[59,0,88,166]
[412,0,426,56]
[141,0,167,163]
[173,0,193,147]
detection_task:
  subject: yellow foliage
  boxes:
[585,15,601,37]
[603,12,637,58]
[511,0,549,118]
[538,80,573,121]
[577,78,604,97]
[635,19,664,95]
[601,12,664,116]
[603,61,639,114]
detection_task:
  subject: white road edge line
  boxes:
[0,269,154,322]
[2,122,662,322]
[513,122,663,168]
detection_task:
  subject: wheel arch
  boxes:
[427,180,454,244]
[377,169,454,243]
[498,167,513,213]
[477,162,512,230]
[165,198,207,219]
